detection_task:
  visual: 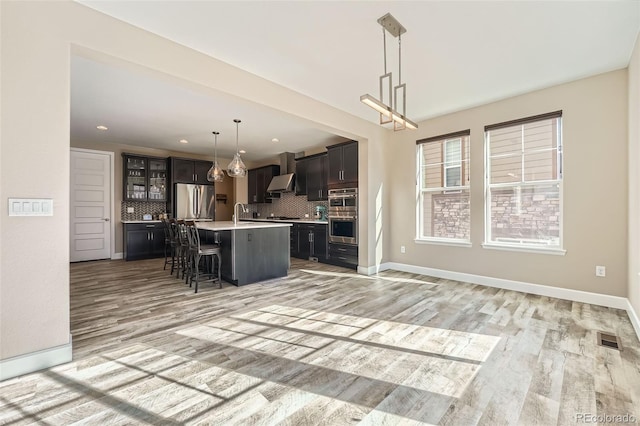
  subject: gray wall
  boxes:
[387,70,629,297]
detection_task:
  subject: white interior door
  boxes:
[70,149,112,262]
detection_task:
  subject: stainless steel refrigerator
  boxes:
[174,183,215,220]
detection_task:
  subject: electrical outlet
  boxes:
[127,207,134,213]
[596,266,606,277]
[401,246,406,253]
[304,214,309,218]
[270,213,274,217]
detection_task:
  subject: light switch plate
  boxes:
[127,207,135,213]
[9,198,53,216]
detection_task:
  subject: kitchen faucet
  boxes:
[233,202,248,225]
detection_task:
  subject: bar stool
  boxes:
[185,221,222,293]
[175,220,190,280]
[161,218,176,271]
[169,219,181,276]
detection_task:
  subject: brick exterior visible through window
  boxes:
[485,112,563,249]
[417,131,471,242]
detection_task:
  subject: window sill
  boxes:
[414,238,472,248]
[481,243,566,256]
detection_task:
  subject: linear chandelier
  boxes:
[360,13,418,131]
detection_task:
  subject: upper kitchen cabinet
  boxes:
[171,157,212,185]
[294,157,308,196]
[123,154,168,201]
[294,153,327,200]
[327,141,358,188]
[306,153,328,201]
[248,165,280,204]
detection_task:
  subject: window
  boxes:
[444,139,462,187]
[484,111,563,251]
[417,130,471,243]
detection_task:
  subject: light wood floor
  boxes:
[1,258,639,425]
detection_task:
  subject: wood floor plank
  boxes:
[0,257,638,425]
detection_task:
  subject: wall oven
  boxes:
[328,188,357,245]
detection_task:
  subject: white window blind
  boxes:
[484,111,563,250]
[417,130,471,242]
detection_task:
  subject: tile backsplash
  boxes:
[121,201,167,221]
[242,192,328,220]
[122,194,328,221]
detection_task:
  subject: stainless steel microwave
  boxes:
[328,188,357,211]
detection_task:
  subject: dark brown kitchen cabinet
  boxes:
[327,141,358,188]
[171,157,212,184]
[248,169,258,203]
[290,223,299,256]
[294,223,327,261]
[328,242,358,270]
[248,165,280,204]
[124,223,165,260]
[294,157,308,195]
[306,154,328,201]
[123,154,168,201]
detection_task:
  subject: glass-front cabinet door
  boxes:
[148,159,167,200]
[123,154,168,201]
[125,155,147,200]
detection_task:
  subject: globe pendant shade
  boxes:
[227,153,247,178]
[207,160,224,182]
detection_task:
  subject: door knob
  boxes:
[103,218,110,222]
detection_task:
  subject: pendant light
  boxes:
[207,131,225,182]
[360,13,418,130]
[227,119,247,178]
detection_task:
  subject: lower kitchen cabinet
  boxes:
[217,228,289,286]
[290,224,299,256]
[124,223,166,260]
[328,242,358,270]
[288,222,357,269]
[292,223,327,262]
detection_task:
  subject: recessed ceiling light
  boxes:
[179,139,188,144]
[239,150,246,154]
[271,138,279,143]
[96,125,108,131]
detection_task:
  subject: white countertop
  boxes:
[122,220,162,224]
[122,219,214,224]
[242,218,328,225]
[196,221,292,231]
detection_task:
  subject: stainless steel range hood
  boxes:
[266,152,296,193]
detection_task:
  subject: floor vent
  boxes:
[597,331,621,350]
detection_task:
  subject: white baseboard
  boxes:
[111,252,123,260]
[627,299,640,340]
[358,264,387,276]
[380,262,629,310]
[373,261,639,341]
[0,336,72,381]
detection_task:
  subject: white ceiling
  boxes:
[74,1,640,160]
[71,56,349,161]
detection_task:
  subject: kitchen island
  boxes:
[196,221,292,286]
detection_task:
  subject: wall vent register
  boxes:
[8,198,53,216]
